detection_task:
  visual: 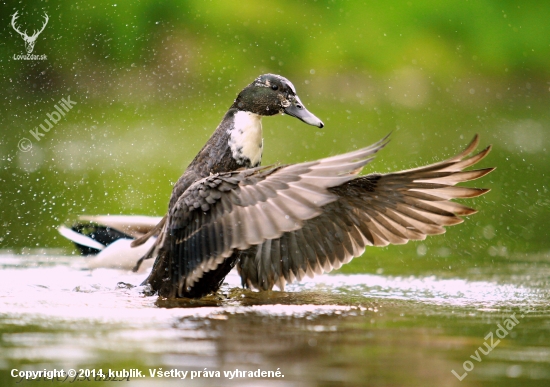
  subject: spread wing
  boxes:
[77,215,164,238]
[237,135,494,291]
[165,137,390,297]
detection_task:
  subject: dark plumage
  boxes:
[132,74,494,299]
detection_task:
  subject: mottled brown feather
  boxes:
[236,135,494,291]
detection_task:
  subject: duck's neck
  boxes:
[227,110,263,167]
[171,109,264,206]
[189,109,263,175]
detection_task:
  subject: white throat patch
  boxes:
[228,111,263,166]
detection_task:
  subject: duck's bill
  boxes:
[284,96,324,128]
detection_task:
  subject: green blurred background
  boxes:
[0,0,548,275]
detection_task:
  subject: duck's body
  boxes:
[61,74,494,299]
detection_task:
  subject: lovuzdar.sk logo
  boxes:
[11,11,48,60]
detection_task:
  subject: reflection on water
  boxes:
[0,252,549,387]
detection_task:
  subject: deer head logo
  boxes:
[11,11,49,54]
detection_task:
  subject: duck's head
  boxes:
[232,74,324,128]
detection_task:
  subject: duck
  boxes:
[60,74,494,299]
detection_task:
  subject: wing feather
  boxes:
[236,135,494,291]
[146,134,493,297]
[160,138,389,296]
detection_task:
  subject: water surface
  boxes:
[0,252,549,387]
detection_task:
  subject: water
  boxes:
[1,251,549,387]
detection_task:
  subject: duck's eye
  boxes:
[271,84,279,91]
